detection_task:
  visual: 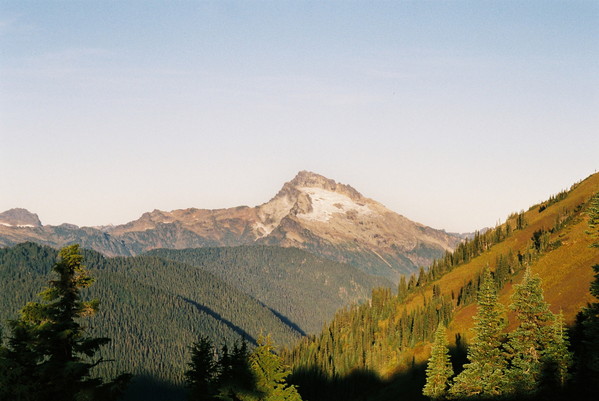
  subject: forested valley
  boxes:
[146,246,390,335]
[0,174,598,401]
[0,243,303,400]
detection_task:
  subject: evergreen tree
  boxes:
[407,274,417,291]
[398,275,408,302]
[417,266,428,287]
[185,336,218,401]
[217,340,256,400]
[574,263,599,398]
[542,311,572,390]
[516,211,527,230]
[0,319,46,400]
[245,335,302,401]
[449,270,508,398]
[574,191,599,397]
[217,344,232,389]
[423,324,454,400]
[230,341,254,392]
[185,337,256,401]
[587,191,599,245]
[0,244,130,401]
[506,268,555,395]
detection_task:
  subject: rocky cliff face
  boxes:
[0,171,462,281]
[0,208,42,228]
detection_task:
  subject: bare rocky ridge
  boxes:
[0,171,462,282]
[0,208,42,228]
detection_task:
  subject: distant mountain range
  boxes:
[0,171,462,281]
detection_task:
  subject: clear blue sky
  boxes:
[1,1,597,233]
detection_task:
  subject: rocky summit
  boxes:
[0,208,42,228]
[0,171,462,281]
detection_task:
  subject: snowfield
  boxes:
[297,187,372,222]
[0,223,36,228]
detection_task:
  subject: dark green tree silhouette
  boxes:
[0,244,130,401]
[216,340,256,400]
[423,324,454,400]
[185,336,218,401]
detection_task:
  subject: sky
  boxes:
[1,1,597,233]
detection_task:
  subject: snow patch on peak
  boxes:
[296,187,372,222]
[0,223,35,228]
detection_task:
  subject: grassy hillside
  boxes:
[424,172,598,348]
[284,172,599,401]
[0,243,302,401]
[146,246,391,334]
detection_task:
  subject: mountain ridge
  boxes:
[0,171,462,281]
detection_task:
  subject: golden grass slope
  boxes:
[395,171,599,371]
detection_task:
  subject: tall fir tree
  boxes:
[398,275,408,302]
[423,324,454,400]
[574,191,599,397]
[506,268,555,395]
[185,336,218,401]
[449,270,508,398]
[0,244,130,401]
[217,340,256,400]
[542,311,572,390]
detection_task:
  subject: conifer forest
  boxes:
[1,176,598,401]
[2,2,597,400]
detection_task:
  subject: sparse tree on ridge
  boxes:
[587,191,599,245]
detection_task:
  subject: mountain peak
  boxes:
[0,208,42,228]
[281,171,364,201]
[289,170,329,185]
[0,172,464,282]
